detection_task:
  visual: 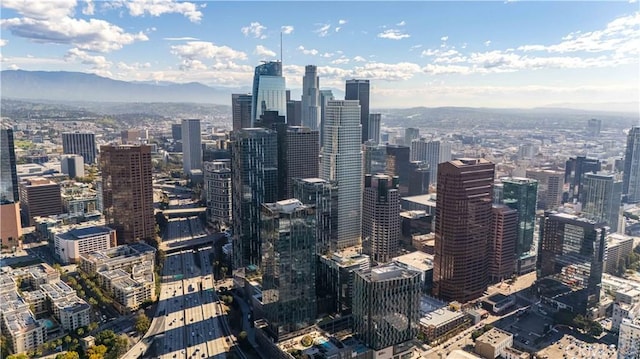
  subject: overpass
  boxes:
[160,233,225,253]
[157,207,207,218]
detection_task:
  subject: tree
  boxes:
[86,344,108,359]
[56,352,80,359]
[588,321,603,337]
[88,321,99,332]
[76,327,85,336]
[107,335,129,359]
[135,313,151,335]
[89,298,98,306]
[301,335,313,347]
[7,354,29,359]
[64,335,72,349]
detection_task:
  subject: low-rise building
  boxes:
[418,296,468,343]
[52,296,91,331]
[474,327,513,359]
[2,310,46,354]
[392,251,434,293]
[21,290,48,316]
[54,226,116,264]
[604,234,635,275]
[80,242,155,275]
[618,317,640,359]
[111,275,154,311]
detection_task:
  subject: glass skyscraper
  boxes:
[251,61,286,125]
[0,128,19,203]
[623,126,640,203]
[501,177,538,273]
[582,172,622,233]
[345,79,370,143]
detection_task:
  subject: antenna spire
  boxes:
[280,31,283,65]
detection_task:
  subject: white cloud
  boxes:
[314,24,331,37]
[484,40,492,46]
[397,21,406,26]
[179,59,207,71]
[377,29,410,40]
[171,41,247,62]
[352,62,421,81]
[64,47,112,76]
[440,36,448,42]
[116,61,151,71]
[254,45,276,58]
[0,39,7,47]
[114,0,203,23]
[1,0,76,20]
[83,0,95,15]
[1,16,149,52]
[335,27,341,32]
[297,45,319,56]
[281,25,294,35]
[163,37,199,41]
[331,57,349,65]
[241,22,267,39]
[353,56,367,62]
[339,19,348,25]
[321,52,334,58]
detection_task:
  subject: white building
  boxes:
[182,119,203,175]
[60,154,85,178]
[54,226,116,264]
[410,139,452,185]
[2,310,46,354]
[203,160,232,225]
[321,100,363,248]
[619,317,640,359]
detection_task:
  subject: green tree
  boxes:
[86,344,108,359]
[135,313,151,335]
[107,335,129,359]
[588,321,603,337]
[76,327,85,336]
[89,297,98,306]
[7,354,29,359]
[88,321,99,332]
[56,351,80,359]
[64,335,72,349]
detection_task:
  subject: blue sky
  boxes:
[1,1,638,108]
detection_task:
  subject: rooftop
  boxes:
[58,226,113,241]
[392,251,434,271]
[476,327,513,345]
[3,309,42,334]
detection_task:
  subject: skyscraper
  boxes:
[405,127,420,148]
[623,127,640,203]
[345,79,370,143]
[319,90,334,146]
[260,199,317,338]
[362,174,400,263]
[62,132,97,164]
[411,139,452,185]
[0,127,21,250]
[251,61,286,124]
[230,128,278,269]
[232,94,253,131]
[537,212,606,314]
[286,99,302,127]
[60,154,84,179]
[301,65,321,131]
[321,100,363,248]
[408,161,430,196]
[385,145,411,196]
[353,264,420,351]
[100,145,154,243]
[182,119,202,175]
[203,160,232,227]
[171,123,182,141]
[582,172,622,233]
[363,141,386,176]
[286,127,319,198]
[292,178,338,253]
[586,118,602,137]
[565,156,601,202]
[19,178,63,225]
[368,113,381,145]
[433,158,494,303]
[525,169,564,210]
[489,205,517,283]
[501,177,538,273]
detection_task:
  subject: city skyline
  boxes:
[0,1,638,109]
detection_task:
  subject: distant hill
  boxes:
[0,70,248,104]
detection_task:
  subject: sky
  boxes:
[1,0,639,109]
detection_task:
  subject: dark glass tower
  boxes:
[623,126,640,203]
[0,128,19,203]
[232,93,253,131]
[385,144,411,196]
[565,156,601,202]
[501,177,538,272]
[345,79,370,143]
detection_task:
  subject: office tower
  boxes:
[100,145,154,243]
[362,174,400,263]
[368,113,381,145]
[433,158,494,303]
[256,111,288,200]
[60,154,85,179]
[582,172,622,233]
[286,127,319,198]
[121,129,140,144]
[386,145,411,196]
[623,127,640,203]
[321,100,363,248]
[411,139,452,185]
[301,65,321,131]
[182,119,202,175]
[1,127,22,250]
[251,61,286,124]
[62,132,97,164]
[171,123,182,141]
[405,127,420,148]
[345,79,370,143]
[537,211,606,314]
[363,141,386,176]
[203,160,232,227]
[525,169,564,210]
[319,90,334,146]
[501,177,538,273]
[230,128,278,268]
[317,250,370,315]
[232,93,253,131]
[408,161,430,196]
[286,99,302,127]
[19,178,63,226]
[353,264,421,351]
[586,118,602,137]
[260,199,317,338]
[489,205,517,283]
[293,178,338,253]
[565,156,601,202]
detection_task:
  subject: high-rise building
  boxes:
[386,145,411,196]
[363,141,386,176]
[286,127,319,198]
[317,250,370,315]
[1,127,22,250]
[100,145,154,243]
[501,177,538,273]
[582,172,622,233]
[62,132,97,164]
[60,154,84,179]
[433,158,494,303]
[405,128,420,148]
[362,174,400,264]
[411,139,452,185]
[292,178,338,253]
[19,178,63,226]
[345,79,370,143]
[182,119,202,175]
[353,264,421,351]
[586,118,602,137]
[301,65,321,131]
[408,161,430,196]
[230,128,278,269]
[286,99,302,127]
[525,169,564,210]
[368,113,381,145]
[232,94,253,131]
[171,123,182,141]
[203,160,232,227]
[121,129,141,144]
[251,61,286,124]
[321,100,363,249]
[260,199,317,338]
[623,127,640,203]
[489,205,517,283]
[537,212,606,314]
[565,156,601,202]
[319,90,334,146]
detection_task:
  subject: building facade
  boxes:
[203,160,232,226]
[368,113,381,145]
[54,226,116,264]
[362,174,400,264]
[232,93,253,131]
[19,178,63,226]
[345,79,370,143]
[565,156,601,202]
[489,205,517,283]
[1,127,22,251]
[292,178,338,253]
[301,65,321,131]
[62,132,97,164]
[618,317,640,359]
[251,61,286,124]
[410,139,452,185]
[582,172,622,233]
[286,127,319,198]
[501,177,538,273]
[182,119,202,175]
[60,154,85,179]
[525,169,563,210]
[623,126,640,203]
